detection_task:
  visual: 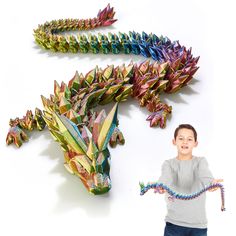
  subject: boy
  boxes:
[157,124,223,236]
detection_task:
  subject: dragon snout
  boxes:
[88,173,111,195]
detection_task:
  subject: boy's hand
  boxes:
[154,187,166,194]
[208,179,224,192]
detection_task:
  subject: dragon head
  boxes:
[42,99,118,194]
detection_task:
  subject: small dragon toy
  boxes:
[6,4,199,194]
[139,182,226,211]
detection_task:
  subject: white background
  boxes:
[0,0,235,235]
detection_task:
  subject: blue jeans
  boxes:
[164,222,207,236]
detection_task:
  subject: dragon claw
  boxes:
[6,108,45,147]
[6,126,28,147]
[109,127,125,147]
[146,105,172,128]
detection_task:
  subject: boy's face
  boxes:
[172,128,198,156]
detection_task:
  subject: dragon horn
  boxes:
[97,103,118,151]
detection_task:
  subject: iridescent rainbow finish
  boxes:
[139,182,226,211]
[6,5,200,195]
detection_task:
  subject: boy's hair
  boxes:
[174,124,197,141]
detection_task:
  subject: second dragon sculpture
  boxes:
[139,182,226,211]
[6,4,199,194]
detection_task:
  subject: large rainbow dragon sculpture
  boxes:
[6,4,200,195]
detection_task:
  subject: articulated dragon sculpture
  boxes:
[6,4,199,194]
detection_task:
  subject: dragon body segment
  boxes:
[6,5,199,194]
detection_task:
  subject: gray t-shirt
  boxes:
[158,156,214,228]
